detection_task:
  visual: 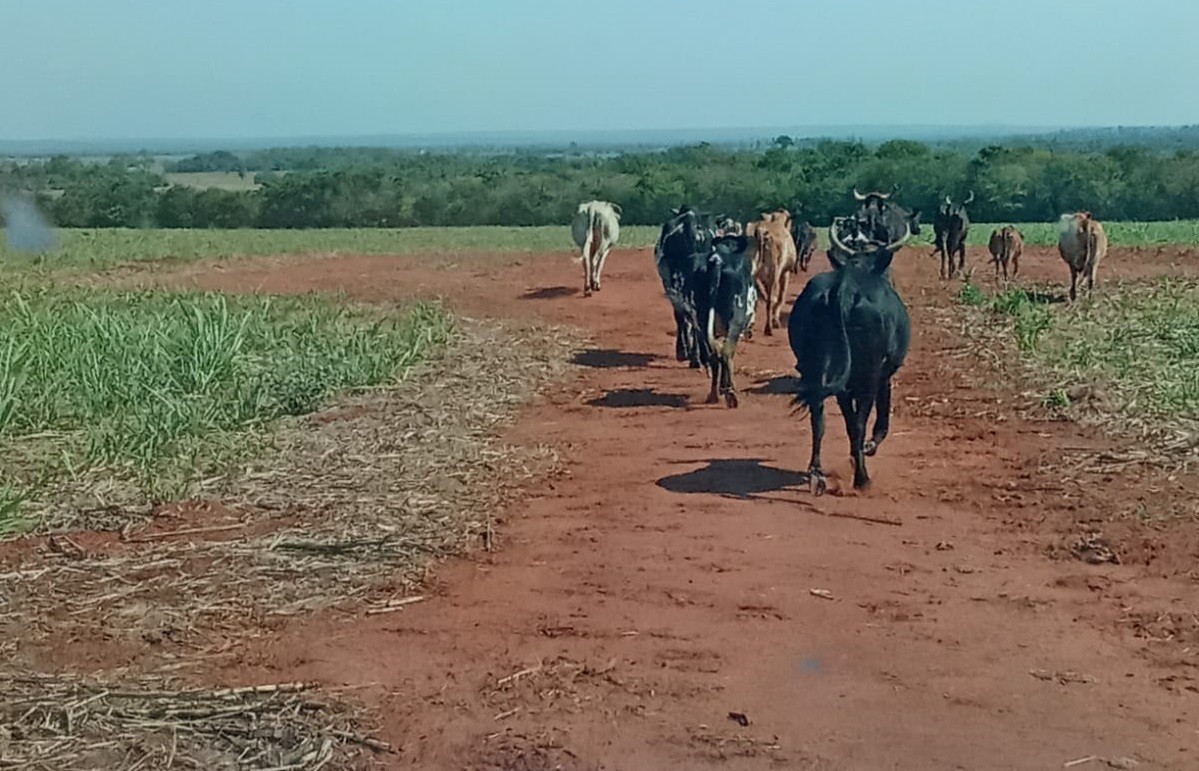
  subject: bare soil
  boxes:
[22,244,1199,768]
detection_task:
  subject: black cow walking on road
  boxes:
[788,218,912,494]
[932,192,973,279]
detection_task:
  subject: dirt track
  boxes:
[125,245,1198,769]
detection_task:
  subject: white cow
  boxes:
[571,200,621,296]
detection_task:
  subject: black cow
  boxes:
[788,220,911,494]
[849,187,922,249]
[655,206,717,369]
[790,218,818,271]
[697,234,757,407]
[932,192,974,279]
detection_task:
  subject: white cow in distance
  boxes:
[571,200,621,296]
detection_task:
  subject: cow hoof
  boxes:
[689,359,702,369]
[705,391,720,405]
[853,475,872,490]
[724,391,739,408]
[764,326,773,337]
[863,439,879,457]
[809,471,828,497]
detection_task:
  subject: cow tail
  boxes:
[1085,224,1098,274]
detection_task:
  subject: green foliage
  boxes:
[962,278,1199,424]
[0,288,450,520]
[958,281,987,306]
[989,288,1053,351]
[11,138,1199,229]
[0,227,659,272]
[1044,279,1199,417]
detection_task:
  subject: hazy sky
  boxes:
[1,0,1195,140]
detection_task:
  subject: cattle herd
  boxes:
[570,192,1110,494]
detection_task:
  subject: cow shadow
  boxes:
[656,458,806,499]
[747,375,797,396]
[520,286,576,300]
[572,349,658,369]
[587,388,688,409]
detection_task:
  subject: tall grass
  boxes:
[4,220,1199,274]
[0,287,450,530]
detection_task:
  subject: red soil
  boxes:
[49,244,1199,767]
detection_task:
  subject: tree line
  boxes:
[3,139,1199,230]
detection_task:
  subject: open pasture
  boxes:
[2,222,1199,769]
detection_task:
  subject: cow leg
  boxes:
[706,356,721,404]
[1068,268,1080,302]
[582,250,593,296]
[840,391,877,490]
[594,244,610,291]
[1012,251,1020,279]
[863,377,891,456]
[957,245,966,277]
[939,249,948,280]
[776,271,791,330]
[674,310,691,363]
[807,400,828,496]
[720,350,738,408]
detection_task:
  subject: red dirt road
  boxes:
[134,246,1199,769]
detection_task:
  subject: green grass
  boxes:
[0,287,450,531]
[0,226,664,273]
[959,277,1199,423]
[4,220,1199,275]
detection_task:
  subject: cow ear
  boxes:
[872,250,894,274]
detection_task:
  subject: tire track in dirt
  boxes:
[127,245,1199,769]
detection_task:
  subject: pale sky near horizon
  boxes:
[1,0,1196,140]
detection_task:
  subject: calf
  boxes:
[1057,211,1108,301]
[932,192,973,279]
[698,234,757,407]
[791,218,818,271]
[788,219,911,494]
[987,226,1023,283]
[747,210,798,336]
[571,200,621,296]
[655,206,717,368]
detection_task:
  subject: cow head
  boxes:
[661,206,715,254]
[828,215,909,269]
[850,186,920,244]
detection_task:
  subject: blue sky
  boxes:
[1,0,1195,140]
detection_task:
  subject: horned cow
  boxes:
[1057,211,1108,301]
[571,200,621,296]
[791,218,818,272]
[932,192,973,279]
[788,218,912,495]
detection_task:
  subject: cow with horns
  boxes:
[848,187,922,249]
[787,215,912,494]
[932,192,974,279]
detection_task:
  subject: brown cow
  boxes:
[1056,211,1108,301]
[987,226,1024,283]
[746,209,798,336]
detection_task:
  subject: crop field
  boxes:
[5,219,1199,274]
[163,171,262,191]
[2,220,1198,769]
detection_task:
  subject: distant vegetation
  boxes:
[3,135,1199,230]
